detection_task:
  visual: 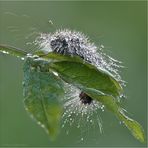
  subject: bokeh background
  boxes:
[0,1,147,147]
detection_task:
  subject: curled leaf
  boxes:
[37,51,123,98]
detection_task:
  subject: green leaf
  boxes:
[49,60,123,98]
[46,54,145,143]
[90,93,145,143]
[117,110,145,143]
[23,56,64,140]
[0,45,145,142]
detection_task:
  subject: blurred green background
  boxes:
[0,1,147,147]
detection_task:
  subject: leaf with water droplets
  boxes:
[0,44,145,142]
[36,51,123,98]
[44,53,145,143]
[23,56,64,139]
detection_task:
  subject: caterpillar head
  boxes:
[79,92,93,105]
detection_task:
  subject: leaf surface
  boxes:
[23,57,64,139]
[47,54,145,143]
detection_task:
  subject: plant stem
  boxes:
[0,44,27,57]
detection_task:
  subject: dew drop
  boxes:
[41,124,45,128]
[1,50,9,54]
[21,57,25,60]
[53,71,58,76]
[90,119,93,123]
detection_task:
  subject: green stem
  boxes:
[0,44,27,57]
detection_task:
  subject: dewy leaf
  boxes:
[0,44,145,142]
[117,110,145,143]
[49,60,123,98]
[23,56,64,140]
[47,56,145,143]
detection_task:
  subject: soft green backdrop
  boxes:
[0,1,147,147]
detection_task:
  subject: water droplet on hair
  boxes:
[21,57,25,60]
